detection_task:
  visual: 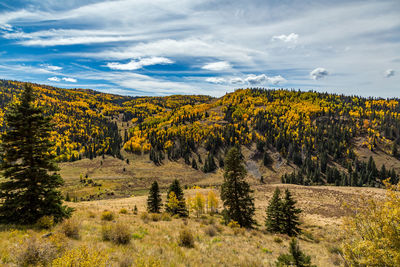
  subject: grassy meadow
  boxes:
[0,183,386,266]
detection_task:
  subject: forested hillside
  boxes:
[124,88,400,187]
[0,80,211,162]
[1,80,399,188]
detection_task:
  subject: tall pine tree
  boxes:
[220,147,256,228]
[281,189,302,236]
[265,187,284,233]
[166,179,188,217]
[147,181,162,213]
[0,85,72,224]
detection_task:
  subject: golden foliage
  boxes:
[342,181,400,266]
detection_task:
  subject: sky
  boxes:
[0,0,399,97]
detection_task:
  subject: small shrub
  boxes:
[52,245,109,267]
[274,236,283,243]
[262,248,273,254]
[207,217,216,225]
[140,212,150,223]
[133,205,138,215]
[88,211,96,218]
[214,224,224,233]
[119,208,128,214]
[161,212,171,221]
[101,211,115,221]
[15,236,58,266]
[112,223,132,245]
[60,218,80,239]
[101,224,113,242]
[302,230,320,243]
[328,245,342,255]
[36,216,54,229]
[178,228,194,248]
[276,238,316,267]
[228,220,240,229]
[132,227,148,240]
[102,223,131,245]
[119,256,133,267]
[150,213,161,221]
[204,225,217,237]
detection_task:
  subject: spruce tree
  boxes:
[392,142,398,157]
[0,85,72,224]
[220,147,256,228]
[147,181,162,213]
[276,238,315,267]
[281,189,302,236]
[265,187,284,233]
[166,179,188,217]
[263,152,273,166]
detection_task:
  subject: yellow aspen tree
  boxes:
[207,190,219,215]
[193,193,205,218]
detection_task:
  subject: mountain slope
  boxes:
[1,80,399,190]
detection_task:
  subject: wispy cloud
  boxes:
[106,57,173,70]
[41,64,62,71]
[384,69,395,78]
[202,61,232,71]
[48,76,60,82]
[272,33,299,44]
[206,77,226,84]
[62,77,77,82]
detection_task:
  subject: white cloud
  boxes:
[245,74,267,85]
[202,61,232,71]
[48,77,60,82]
[272,33,299,43]
[62,77,77,82]
[384,69,395,78]
[205,77,226,84]
[310,68,329,80]
[266,75,287,85]
[244,74,287,85]
[41,64,62,71]
[230,77,244,84]
[106,57,173,70]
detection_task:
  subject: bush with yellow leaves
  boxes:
[52,245,109,267]
[342,181,400,266]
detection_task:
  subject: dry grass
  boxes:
[0,185,386,266]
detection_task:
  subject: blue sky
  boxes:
[0,0,399,97]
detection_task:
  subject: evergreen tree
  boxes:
[276,238,315,267]
[191,158,198,170]
[147,181,162,213]
[392,142,398,157]
[203,153,217,173]
[281,189,302,236]
[263,152,273,166]
[220,147,256,228]
[0,85,72,224]
[166,179,188,217]
[265,187,284,233]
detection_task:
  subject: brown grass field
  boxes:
[0,180,386,266]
